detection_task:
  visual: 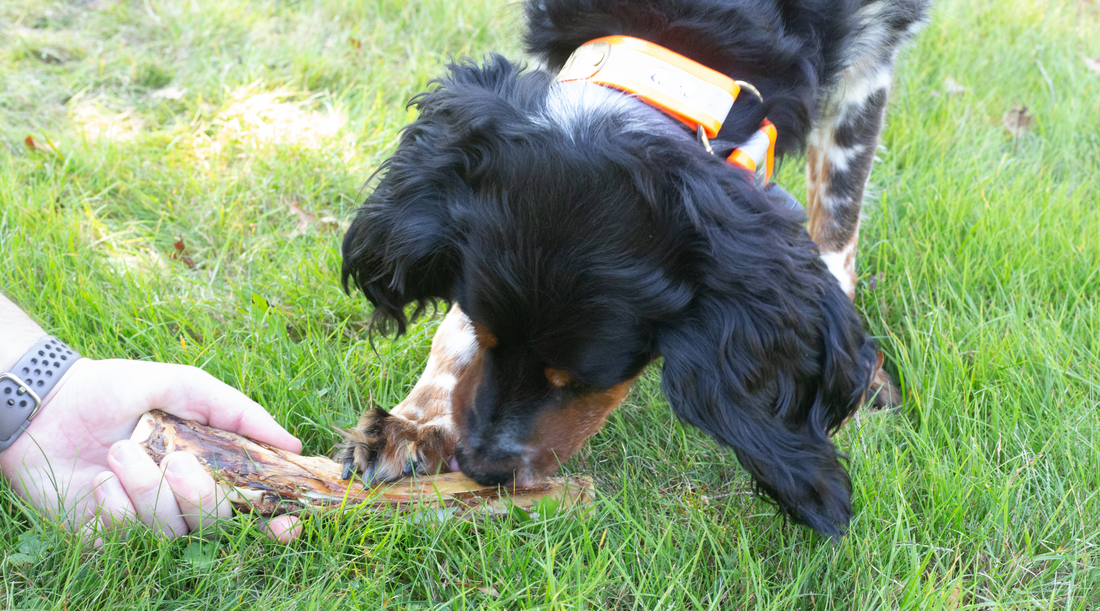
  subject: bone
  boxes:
[130,409,594,518]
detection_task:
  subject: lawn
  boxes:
[1,0,1098,608]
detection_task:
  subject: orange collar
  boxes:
[556,36,776,183]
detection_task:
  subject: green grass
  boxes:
[1,0,1098,608]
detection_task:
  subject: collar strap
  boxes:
[556,36,777,182]
[557,36,739,138]
[726,119,776,183]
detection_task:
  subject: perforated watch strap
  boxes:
[0,337,81,452]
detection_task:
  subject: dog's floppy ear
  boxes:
[342,56,530,335]
[656,174,878,536]
[341,99,465,336]
[341,149,463,336]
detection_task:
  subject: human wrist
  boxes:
[1,337,82,452]
[0,305,83,453]
[0,294,50,373]
[0,354,89,490]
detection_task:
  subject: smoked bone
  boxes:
[131,410,594,518]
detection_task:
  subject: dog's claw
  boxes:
[362,464,378,487]
[341,462,356,481]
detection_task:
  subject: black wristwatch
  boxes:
[0,337,82,452]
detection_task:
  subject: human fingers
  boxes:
[80,517,106,548]
[161,452,232,534]
[264,515,302,544]
[106,440,188,537]
[164,452,303,544]
[144,363,302,453]
[91,471,136,533]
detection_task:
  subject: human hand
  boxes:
[0,358,304,543]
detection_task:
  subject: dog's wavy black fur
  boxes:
[342,0,925,536]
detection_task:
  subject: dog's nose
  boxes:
[454,445,523,487]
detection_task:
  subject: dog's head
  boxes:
[343,57,877,535]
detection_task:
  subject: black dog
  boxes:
[338,0,927,536]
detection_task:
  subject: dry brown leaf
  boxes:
[24,135,64,158]
[943,76,967,95]
[288,203,339,236]
[171,239,196,269]
[288,202,316,235]
[1002,103,1033,138]
[1084,55,1100,73]
[945,584,963,610]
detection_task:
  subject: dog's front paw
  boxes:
[335,407,458,485]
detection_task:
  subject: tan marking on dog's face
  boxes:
[544,367,574,388]
[449,359,638,485]
[524,377,637,480]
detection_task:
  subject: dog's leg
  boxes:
[335,306,479,484]
[806,0,927,407]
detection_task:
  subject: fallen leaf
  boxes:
[1002,103,1032,138]
[943,76,966,95]
[25,134,65,158]
[171,239,196,269]
[946,583,963,610]
[1084,55,1100,73]
[288,203,339,236]
[349,37,362,50]
[288,202,316,235]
